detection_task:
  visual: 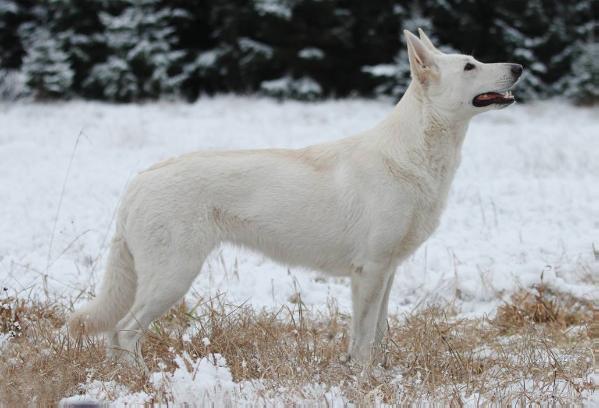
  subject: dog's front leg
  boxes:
[374,271,395,347]
[349,262,394,365]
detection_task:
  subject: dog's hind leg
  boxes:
[114,249,207,369]
[68,234,136,357]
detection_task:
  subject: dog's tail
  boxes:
[68,234,136,336]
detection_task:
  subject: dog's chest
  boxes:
[411,184,449,236]
[392,153,460,258]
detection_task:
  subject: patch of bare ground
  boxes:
[0,285,595,405]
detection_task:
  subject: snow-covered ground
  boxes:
[1,97,597,314]
[1,97,597,404]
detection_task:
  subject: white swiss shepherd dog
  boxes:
[70,29,523,368]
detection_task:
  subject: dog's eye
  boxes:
[464,63,475,71]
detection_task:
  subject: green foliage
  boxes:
[562,41,599,105]
[21,27,73,98]
[0,0,31,69]
[82,0,188,101]
[1,0,597,103]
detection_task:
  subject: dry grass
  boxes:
[494,285,594,333]
[0,286,596,406]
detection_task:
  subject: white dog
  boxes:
[69,29,522,366]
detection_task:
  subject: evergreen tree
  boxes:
[0,0,29,69]
[260,75,322,100]
[191,0,278,93]
[13,0,106,98]
[288,0,355,96]
[425,0,495,59]
[0,69,26,100]
[84,0,187,101]
[46,0,108,97]
[562,39,599,105]
[0,0,597,103]
[493,0,552,100]
[0,0,51,73]
[396,4,438,94]
[20,26,74,98]
[553,1,597,103]
[361,2,437,98]
[164,0,214,100]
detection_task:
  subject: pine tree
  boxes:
[46,0,107,97]
[2,0,597,102]
[20,26,74,98]
[194,0,277,93]
[562,39,599,105]
[0,0,26,69]
[260,75,323,100]
[425,0,494,58]
[396,4,439,94]
[553,1,597,104]
[493,0,552,100]
[0,0,28,98]
[84,0,187,101]
[288,0,355,96]
[163,0,213,99]
[0,69,26,100]
[0,0,49,73]
[13,0,107,98]
[360,3,438,98]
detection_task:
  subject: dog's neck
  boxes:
[376,81,470,174]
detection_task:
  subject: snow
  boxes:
[238,37,274,59]
[0,70,26,100]
[81,3,185,101]
[260,76,293,96]
[195,49,219,68]
[151,353,235,404]
[0,1,18,14]
[298,47,325,60]
[60,352,350,406]
[21,27,74,96]
[260,76,322,98]
[254,0,292,20]
[2,97,596,312]
[1,96,597,403]
[0,333,10,350]
[292,76,322,96]
[362,64,398,78]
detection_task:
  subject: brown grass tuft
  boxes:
[494,284,594,334]
[0,287,595,405]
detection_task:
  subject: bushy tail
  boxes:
[68,235,136,336]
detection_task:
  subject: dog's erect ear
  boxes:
[417,28,442,55]
[404,30,438,86]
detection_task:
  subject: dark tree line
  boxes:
[0,0,596,103]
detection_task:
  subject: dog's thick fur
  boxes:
[69,30,522,366]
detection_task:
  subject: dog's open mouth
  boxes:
[472,91,515,107]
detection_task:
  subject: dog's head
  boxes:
[404,29,523,117]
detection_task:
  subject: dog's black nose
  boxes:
[511,64,523,77]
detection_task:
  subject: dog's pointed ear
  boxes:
[404,30,438,86]
[417,28,442,55]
